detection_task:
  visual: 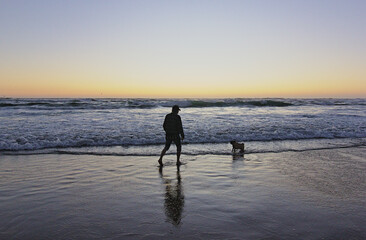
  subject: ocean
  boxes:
[1,98,365,156]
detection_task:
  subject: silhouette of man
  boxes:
[158,105,184,166]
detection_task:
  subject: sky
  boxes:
[0,0,365,98]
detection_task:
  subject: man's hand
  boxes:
[181,135,184,141]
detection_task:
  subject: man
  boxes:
[158,105,184,166]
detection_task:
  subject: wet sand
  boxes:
[1,147,365,239]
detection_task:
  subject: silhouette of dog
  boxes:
[230,141,244,153]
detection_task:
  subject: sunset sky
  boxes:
[0,0,365,98]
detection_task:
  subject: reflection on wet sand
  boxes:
[159,166,184,226]
[232,152,244,161]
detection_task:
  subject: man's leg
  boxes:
[158,147,167,166]
[176,140,182,165]
[159,138,172,166]
[176,148,181,165]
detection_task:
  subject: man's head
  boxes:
[172,105,180,114]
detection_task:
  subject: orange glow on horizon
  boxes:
[1,78,365,98]
[1,55,365,98]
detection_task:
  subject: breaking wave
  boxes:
[1,138,365,156]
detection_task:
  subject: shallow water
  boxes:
[0,147,365,239]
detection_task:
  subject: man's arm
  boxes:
[178,116,184,140]
[163,115,168,132]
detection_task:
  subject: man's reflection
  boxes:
[159,166,184,226]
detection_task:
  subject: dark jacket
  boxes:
[163,113,184,137]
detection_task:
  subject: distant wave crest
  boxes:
[3,98,364,110]
[188,100,293,108]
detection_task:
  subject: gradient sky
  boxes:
[1,0,365,98]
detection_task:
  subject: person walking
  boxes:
[158,105,184,166]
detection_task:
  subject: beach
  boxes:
[2,0,366,238]
[1,146,365,239]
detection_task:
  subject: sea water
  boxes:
[0,98,365,155]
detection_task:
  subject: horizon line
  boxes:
[1,96,365,99]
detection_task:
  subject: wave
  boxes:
[0,99,294,109]
[1,139,365,156]
[1,98,365,110]
[0,100,88,109]
[188,100,293,108]
[1,134,365,152]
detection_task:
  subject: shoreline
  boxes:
[1,137,366,157]
[1,146,365,239]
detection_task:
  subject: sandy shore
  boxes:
[1,147,365,239]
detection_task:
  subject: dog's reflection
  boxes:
[159,166,184,226]
[232,152,245,161]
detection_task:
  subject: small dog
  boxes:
[230,140,245,153]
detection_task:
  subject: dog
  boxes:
[230,140,245,153]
